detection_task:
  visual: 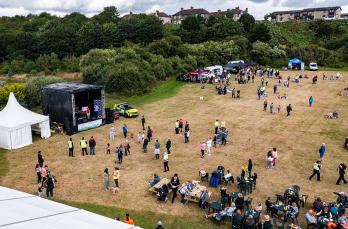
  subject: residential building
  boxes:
[271,6,342,22]
[172,6,210,24]
[210,7,248,21]
[151,10,172,24]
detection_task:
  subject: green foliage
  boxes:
[179,16,206,43]
[92,6,120,24]
[206,17,244,40]
[0,83,25,106]
[24,76,63,107]
[251,41,286,65]
[36,53,60,73]
[0,149,9,179]
[250,23,271,43]
[238,13,255,32]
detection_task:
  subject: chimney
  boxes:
[181,8,184,11]
[190,6,194,10]
[245,8,248,13]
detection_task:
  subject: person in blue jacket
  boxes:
[309,96,314,107]
[319,143,326,159]
[122,124,128,138]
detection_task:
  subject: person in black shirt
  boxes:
[286,104,293,116]
[166,139,172,154]
[141,115,146,130]
[170,174,180,203]
[143,138,149,153]
[336,163,347,185]
[38,151,44,167]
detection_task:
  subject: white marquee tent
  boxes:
[0,93,51,150]
[0,186,141,229]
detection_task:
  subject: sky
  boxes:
[0,0,347,19]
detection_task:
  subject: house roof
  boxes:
[42,83,104,93]
[272,6,341,15]
[210,8,244,17]
[152,11,171,18]
[173,8,210,16]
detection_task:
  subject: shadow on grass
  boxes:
[0,149,9,179]
[106,79,185,108]
[58,200,226,229]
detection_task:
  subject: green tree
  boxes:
[92,6,120,24]
[250,23,271,43]
[179,15,206,43]
[36,53,60,73]
[238,13,255,32]
[77,22,103,55]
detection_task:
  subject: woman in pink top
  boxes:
[272,147,278,166]
[200,142,207,158]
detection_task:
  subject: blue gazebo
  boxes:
[288,58,304,70]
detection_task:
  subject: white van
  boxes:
[204,65,223,77]
[309,62,318,71]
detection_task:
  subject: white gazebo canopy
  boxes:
[0,92,50,149]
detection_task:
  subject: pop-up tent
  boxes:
[288,58,304,70]
[0,93,50,150]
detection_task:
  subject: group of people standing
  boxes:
[35,151,55,199]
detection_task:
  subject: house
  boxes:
[172,6,210,24]
[151,10,172,24]
[271,6,342,22]
[210,7,248,21]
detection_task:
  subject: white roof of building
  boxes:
[0,186,141,229]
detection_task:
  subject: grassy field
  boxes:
[106,79,185,107]
[0,71,347,228]
[61,200,219,229]
[0,149,8,180]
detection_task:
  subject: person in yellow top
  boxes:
[80,137,88,156]
[124,213,134,225]
[163,152,169,172]
[113,167,120,188]
[67,138,74,157]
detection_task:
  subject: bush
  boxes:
[25,76,63,107]
[0,83,25,107]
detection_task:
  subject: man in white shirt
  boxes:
[206,138,212,156]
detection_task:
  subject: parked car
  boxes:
[113,103,139,117]
[309,62,318,71]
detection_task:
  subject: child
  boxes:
[107,143,111,154]
[38,185,43,197]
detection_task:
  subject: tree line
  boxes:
[0,6,347,93]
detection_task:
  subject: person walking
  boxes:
[35,164,42,184]
[143,138,149,153]
[154,140,161,160]
[122,124,128,138]
[309,160,321,181]
[124,139,130,156]
[273,84,277,94]
[319,143,326,159]
[272,147,278,167]
[175,120,179,134]
[67,138,74,157]
[103,168,110,191]
[166,139,172,154]
[200,142,207,158]
[232,88,236,98]
[88,136,96,155]
[113,167,120,188]
[277,105,281,113]
[106,143,111,154]
[263,100,268,112]
[46,175,54,199]
[179,119,184,133]
[147,126,153,142]
[80,137,88,156]
[109,126,115,141]
[336,163,347,185]
[171,174,180,203]
[286,104,292,116]
[206,138,212,156]
[38,151,44,168]
[163,152,169,172]
[309,96,314,107]
[184,130,190,143]
[116,145,124,164]
[248,159,253,178]
[270,102,274,114]
[141,115,146,130]
[214,120,219,134]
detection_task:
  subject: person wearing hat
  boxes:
[155,221,164,229]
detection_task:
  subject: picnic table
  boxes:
[183,180,211,203]
[149,178,170,193]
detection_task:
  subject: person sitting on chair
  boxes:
[305,209,320,228]
[199,169,209,182]
[149,174,161,187]
[223,170,234,184]
[285,202,299,222]
[199,188,209,209]
[157,184,168,202]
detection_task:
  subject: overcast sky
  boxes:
[0,0,347,19]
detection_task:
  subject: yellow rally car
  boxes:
[113,103,139,117]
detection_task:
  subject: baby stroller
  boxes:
[157,184,169,202]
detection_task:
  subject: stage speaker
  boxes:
[105,108,114,124]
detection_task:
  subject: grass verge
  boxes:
[59,200,222,229]
[0,149,9,179]
[106,79,185,107]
